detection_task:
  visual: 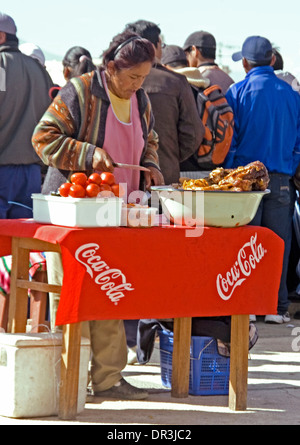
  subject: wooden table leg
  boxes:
[229,314,249,411]
[8,238,30,333]
[171,317,192,398]
[59,323,82,420]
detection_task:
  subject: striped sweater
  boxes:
[32,69,160,191]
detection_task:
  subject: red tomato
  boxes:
[100,172,115,186]
[59,182,72,197]
[70,172,88,187]
[97,184,115,197]
[69,184,86,198]
[99,184,112,192]
[88,173,102,186]
[86,183,101,198]
[111,183,125,197]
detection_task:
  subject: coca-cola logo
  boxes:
[217,233,267,301]
[75,243,134,305]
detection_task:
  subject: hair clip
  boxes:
[79,55,89,63]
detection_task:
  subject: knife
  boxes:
[113,162,150,172]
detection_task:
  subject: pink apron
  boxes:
[101,72,144,198]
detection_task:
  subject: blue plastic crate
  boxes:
[159,330,230,396]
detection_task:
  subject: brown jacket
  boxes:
[142,64,205,184]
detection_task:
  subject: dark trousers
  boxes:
[0,164,41,219]
[124,320,138,347]
[250,174,296,313]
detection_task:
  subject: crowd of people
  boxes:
[1,10,300,401]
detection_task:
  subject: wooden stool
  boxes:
[8,238,61,332]
[0,265,49,333]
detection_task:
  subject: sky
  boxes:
[4,0,300,83]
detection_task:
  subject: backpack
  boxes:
[194,84,234,169]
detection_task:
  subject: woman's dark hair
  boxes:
[63,46,96,77]
[101,30,155,70]
[272,48,284,71]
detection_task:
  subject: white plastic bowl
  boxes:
[151,187,270,228]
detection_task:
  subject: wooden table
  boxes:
[0,220,284,420]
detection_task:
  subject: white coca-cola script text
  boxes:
[75,243,134,305]
[216,233,267,301]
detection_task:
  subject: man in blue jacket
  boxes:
[225,35,300,324]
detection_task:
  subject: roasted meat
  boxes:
[182,161,270,191]
[209,167,233,184]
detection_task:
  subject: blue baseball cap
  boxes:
[232,36,273,63]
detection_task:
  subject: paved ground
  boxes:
[1,305,300,426]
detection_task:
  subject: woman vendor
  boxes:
[32,30,164,400]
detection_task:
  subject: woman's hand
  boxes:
[92,147,114,172]
[144,166,165,190]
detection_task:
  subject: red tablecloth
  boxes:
[0,219,284,325]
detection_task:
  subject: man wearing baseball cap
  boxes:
[183,30,234,94]
[0,12,53,219]
[224,35,300,324]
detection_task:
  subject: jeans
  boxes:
[0,164,41,219]
[249,174,296,314]
[124,320,139,347]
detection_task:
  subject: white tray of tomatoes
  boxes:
[32,172,124,227]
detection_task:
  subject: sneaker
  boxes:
[127,346,138,365]
[249,322,259,350]
[217,322,259,357]
[265,312,291,324]
[86,386,94,403]
[282,312,291,323]
[249,315,257,322]
[93,378,148,400]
